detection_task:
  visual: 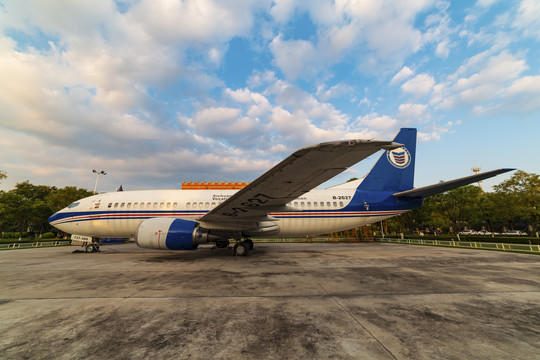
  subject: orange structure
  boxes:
[181,181,251,190]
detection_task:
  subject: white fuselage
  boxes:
[49,187,407,239]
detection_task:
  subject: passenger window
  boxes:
[160,202,164,208]
[108,203,112,208]
[186,202,191,208]
[211,202,216,207]
[313,202,318,207]
[327,202,331,207]
[307,202,311,207]
[153,202,158,208]
[319,202,324,208]
[114,203,119,208]
[147,202,151,208]
[133,202,138,208]
[121,203,125,208]
[205,202,209,208]
[339,201,344,207]
[173,202,178,208]
[333,202,337,207]
[294,202,298,207]
[127,203,131,208]
[166,202,171,208]
[199,202,203,208]
[301,202,305,208]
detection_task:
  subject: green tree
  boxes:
[46,186,94,213]
[0,170,6,183]
[493,170,540,233]
[0,181,54,236]
[0,181,94,236]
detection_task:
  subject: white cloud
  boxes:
[474,75,540,114]
[269,35,317,80]
[513,0,540,40]
[435,39,451,58]
[417,121,458,142]
[398,103,429,121]
[391,66,415,84]
[316,83,353,101]
[127,0,263,44]
[476,0,500,7]
[319,23,358,55]
[506,75,540,95]
[270,107,342,144]
[454,52,527,90]
[401,74,435,97]
[269,0,297,23]
[434,51,531,112]
[189,107,258,137]
[267,0,442,78]
[0,0,537,191]
[356,113,398,130]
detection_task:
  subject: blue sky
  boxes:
[0,0,539,193]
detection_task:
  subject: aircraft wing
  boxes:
[198,139,402,229]
[392,168,515,200]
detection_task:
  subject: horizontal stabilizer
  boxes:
[393,168,515,200]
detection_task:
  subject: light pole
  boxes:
[472,166,482,192]
[93,169,107,194]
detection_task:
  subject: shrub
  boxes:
[1,232,26,239]
[41,232,55,239]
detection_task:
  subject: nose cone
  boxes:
[48,210,70,232]
[49,211,63,225]
[48,212,60,225]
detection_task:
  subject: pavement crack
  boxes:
[312,277,399,360]
[331,296,399,360]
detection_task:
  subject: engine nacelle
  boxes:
[135,218,214,250]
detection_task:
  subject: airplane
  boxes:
[48,128,513,255]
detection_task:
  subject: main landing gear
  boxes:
[233,239,254,256]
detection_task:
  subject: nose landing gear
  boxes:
[85,242,100,252]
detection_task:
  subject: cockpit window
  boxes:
[67,202,80,209]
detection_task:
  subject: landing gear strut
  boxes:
[215,240,230,249]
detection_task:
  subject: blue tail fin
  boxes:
[357,128,416,192]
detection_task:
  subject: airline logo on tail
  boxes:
[387,147,411,169]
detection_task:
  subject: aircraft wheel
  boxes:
[245,239,254,250]
[85,244,95,253]
[235,242,249,256]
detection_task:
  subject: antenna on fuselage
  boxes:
[117,185,123,192]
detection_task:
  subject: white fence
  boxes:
[377,238,540,254]
[0,241,72,250]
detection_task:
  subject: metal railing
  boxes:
[376,238,540,254]
[253,237,363,243]
[0,241,72,250]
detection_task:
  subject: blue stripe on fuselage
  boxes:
[49,192,423,226]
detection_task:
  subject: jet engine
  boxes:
[135,218,219,250]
